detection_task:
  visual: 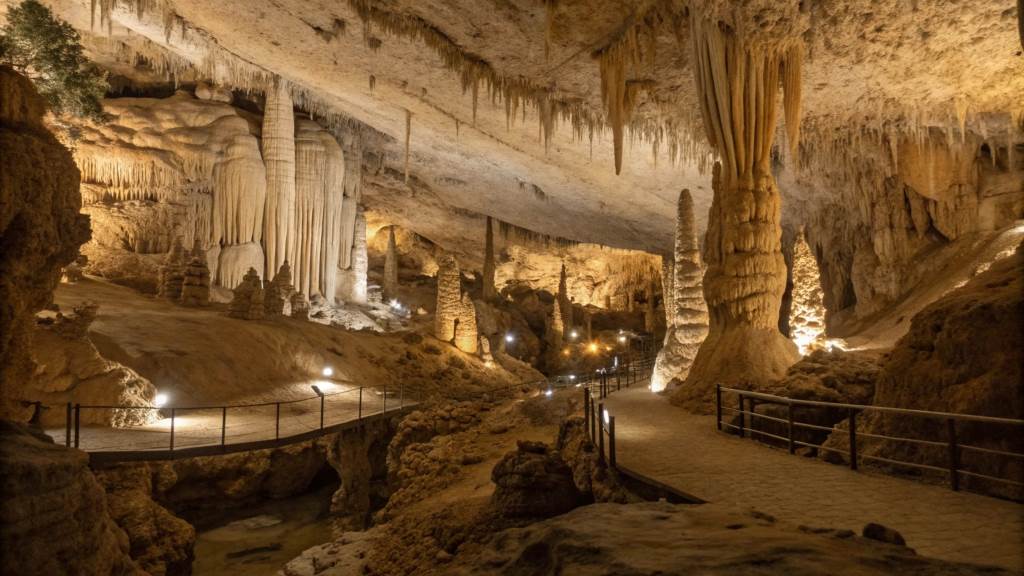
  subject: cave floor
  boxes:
[603,388,1024,571]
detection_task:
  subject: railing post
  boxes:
[609,415,616,469]
[597,402,605,463]
[275,403,280,440]
[787,402,795,454]
[221,406,227,447]
[400,383,404,409]
[616,369,621,391]
[737,395,745,438]
[590,398,597,443]
[359,387,363,420]
[74,404,80,449]
[320,394,325,430]
[848,409,858,471]
[169,408,176,451]
[715,385,722,431]
[382,385,387,414]
[65,402,72,447]
[583,387,590,437]
[947,418,960,491]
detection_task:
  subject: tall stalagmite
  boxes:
[652,189,709,392]
[557,262,571,331]
[262,79,296,282]
[383,226,398,301]
[434,252,477,354]
[788,231,827,355]
[482,216,497,301]
[319,132,346,301]
[549,298,564,350]
[673,12,802,410]
[339,206,368,304]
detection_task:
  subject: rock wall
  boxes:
[0,67,90,418]
[0,421,140,576]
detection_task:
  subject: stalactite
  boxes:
[318,131,346,301]
[211,135,266,247]
[262,79,296,284]
[293,119,329,297]
[482,216,497,301]
[383,225,399,300]
[783,44,803,158]
[404,109,412,184]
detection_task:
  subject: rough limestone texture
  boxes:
[434,252,478,353]
[652,189,709,392]
[788,230,827,354]
[0,421,140,576]
[157,238,187,301]
[30,304,158,427]
[824,246,1024,499]
[383,225,399,301]
[291,291,310,320]
[228,267,265,320]
[179,255,211,307]
[482,216,497,301]
[0,67,90,418]
[337,206,369,304]
[264,260,294,316]
[490,440,583,519]
[326,420,391,532]
[675,164,800,412]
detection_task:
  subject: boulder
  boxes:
[490,440,583,518]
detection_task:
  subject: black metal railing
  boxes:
[716,385,1024,494]
[577,354,657,470]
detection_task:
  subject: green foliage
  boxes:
[0,0,107,120]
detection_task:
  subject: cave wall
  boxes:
[782,129,1023,333]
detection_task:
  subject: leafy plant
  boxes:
[0,0,107,120]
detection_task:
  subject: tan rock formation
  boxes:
[482,216,497,301]
[264,260,294,316]
[290,291,310,320]
[383,225,398,301]
[228,267,265,320]
[157,237,187,301]
[0,67,90,417]
[179,256,211,307]
[434,252,478,353]
[0,421,140,576]
[557,262,572,331]
[262,78,296,282]
[338,206,369,304]
[788,231,827,354]
[652,189,709,392]
[549,297,564,350]
[674,15,803,409]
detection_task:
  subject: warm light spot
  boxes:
[544,389,553,397]
[570,330,579,339]
[154,393,168,408]
[504,333,515,343]
[588,343,598,353]
[322,366,334,377]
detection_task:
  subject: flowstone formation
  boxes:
[652,190,708,393]
[228,268,265,320]
[434,252,478,354]
[674,9,805,410]
[788,231,827,354]
[383,225,398,301]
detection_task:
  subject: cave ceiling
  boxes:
[7,0,1023,258]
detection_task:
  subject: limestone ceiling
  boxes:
[8,0,1023,258]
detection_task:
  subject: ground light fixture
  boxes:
[322,366,334,378]
[153,393,168,408]
[588,342,599,353]
[311,384,325,397]
[570,330,579,339]
[618,335,627,343]
[603,409,610,425]
[544,389,553,397]
[505,332,515,343]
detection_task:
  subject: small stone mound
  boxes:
[490,440,583,518]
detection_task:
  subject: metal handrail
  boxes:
[716,384,1024,494]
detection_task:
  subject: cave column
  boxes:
[674,15,802,408]
[482,216,497,301]
[261,78,296,280]
[383,225,398,301]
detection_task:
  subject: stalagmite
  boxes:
[228,268,265,320]
[383,226,398,301]
[652,189,709,393]
[157,238,187,301]
[435,252,462,344]
[788,231,827,355]
[404,109,412,184]
[179,256,211,307]
[557,263,571,331]
[339,206,369,304]
[290,292,310,320]
[643,281,656,334]
[264,261,293,316]
[319,132,346,302]
[482,216,497,301]
[674,13,803,409]
[262,79,296,281]
[549,297,564,349]
[454,293,479,354]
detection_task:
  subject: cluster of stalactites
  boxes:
[688,12,803,188]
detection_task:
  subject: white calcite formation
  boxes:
[788,231,827,355]
[338,206,369,304]
[262,79,296,284]
[652,190,709,392]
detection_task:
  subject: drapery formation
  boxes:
[262,79,296,282]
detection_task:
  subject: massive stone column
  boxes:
[435,252,462,343]
[348,207,369,304]
[261,79,295,281]
[383,226,398,301]
[673,12,802,410]
[557,262,572,331]
[482,216,497,301]
[652,189,709,392]
[549,297,564,350]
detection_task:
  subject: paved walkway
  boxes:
[603,387,1024,571]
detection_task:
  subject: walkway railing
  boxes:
[716,385,1024,494]
[62,384,413,464]
[579,354,657,469]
